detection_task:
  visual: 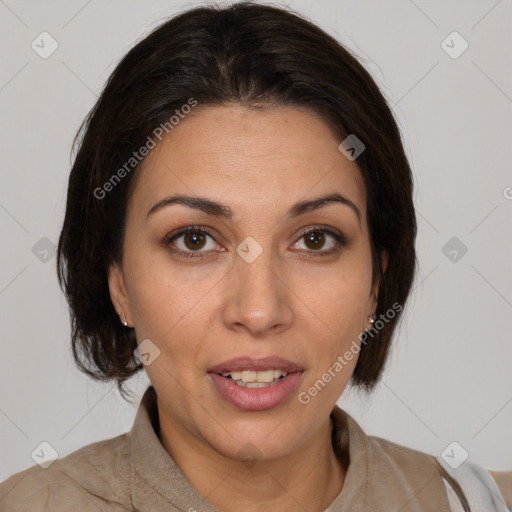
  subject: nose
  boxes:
[221,248,293,337]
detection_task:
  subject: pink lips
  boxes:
[207,356,304,411]
[208,356,304,374]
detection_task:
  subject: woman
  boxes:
[0,2,509,511]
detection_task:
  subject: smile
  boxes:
[208,357,304,411]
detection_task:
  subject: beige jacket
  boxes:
[0,386,510,511]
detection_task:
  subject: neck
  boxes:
[158,410,347,512]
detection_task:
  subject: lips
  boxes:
[207,356,304,411]
[208,356,304,374]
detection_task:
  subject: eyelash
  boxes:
[164,225,346,259]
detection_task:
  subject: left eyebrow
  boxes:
[286,193,361,225]
[146,192,361,225]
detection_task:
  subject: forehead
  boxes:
[128,104,367,221]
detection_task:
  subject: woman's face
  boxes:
[109,104,379,461]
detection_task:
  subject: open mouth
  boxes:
[209,369,303,410]
[219,369,290,388]
[207,357,304,410]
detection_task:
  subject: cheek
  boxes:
[122,248,224,384]
[298,249,373,336]
[123,244,216,334]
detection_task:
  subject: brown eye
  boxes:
[183,231,207,250]
[167,228,219,256]
[303,230,326,250]
[290,227,345,256]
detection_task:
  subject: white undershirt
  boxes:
[438,459,510,511]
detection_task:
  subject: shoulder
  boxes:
[366,433,443,486]
[370,435,511,511]
[332,407,511,510]
[332,407,452,508]
[0,432,132,511]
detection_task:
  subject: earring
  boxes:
[119,312,129,328]
[368,313,376,324]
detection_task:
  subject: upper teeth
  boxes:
[221,369,288,383]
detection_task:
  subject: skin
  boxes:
[108,104,385,512]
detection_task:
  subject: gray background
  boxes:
[1,0,511,481]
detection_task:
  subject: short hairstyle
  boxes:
[56,2,417,400]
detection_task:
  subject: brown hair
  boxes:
[57,2,417,400]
